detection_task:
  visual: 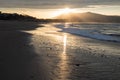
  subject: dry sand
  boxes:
[0,21,120,80]
[0,21,48,80]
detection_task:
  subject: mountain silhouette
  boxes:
[55,12,120,23]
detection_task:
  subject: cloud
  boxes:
[0,0,120,9]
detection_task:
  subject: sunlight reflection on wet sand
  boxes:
[57,23,70,79]
[63,33,67,54]
[58,33,69,79]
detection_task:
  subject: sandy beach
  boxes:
[0,21,120,80]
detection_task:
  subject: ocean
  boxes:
[54,23,120,42]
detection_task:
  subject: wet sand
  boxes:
[27,24,120,80]
[0,21,120,80]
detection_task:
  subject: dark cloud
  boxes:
[0,0,120,9]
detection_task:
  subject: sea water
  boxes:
[54,23,120,42]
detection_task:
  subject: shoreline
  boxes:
[30,27,120,80]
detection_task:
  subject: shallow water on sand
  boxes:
[26,23,120,80]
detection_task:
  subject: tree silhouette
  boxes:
[0,11,65,23]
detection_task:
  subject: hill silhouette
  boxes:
[55,12,120,23]
[0,11,39,21]
[0,11,65,23]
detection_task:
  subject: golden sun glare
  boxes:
[52,8,76,17]
[60,8,74,14]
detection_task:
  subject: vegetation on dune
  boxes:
[0,11,65,23]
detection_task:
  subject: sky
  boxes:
[0,0,120,18]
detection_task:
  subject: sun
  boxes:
[60,8,74,14]
[52,7,76,17]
